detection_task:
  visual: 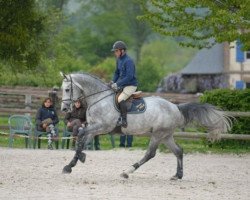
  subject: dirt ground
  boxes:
[0,147,249,200]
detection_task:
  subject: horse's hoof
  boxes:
[62,165,72,174]
[78,152,86,163]
[120,172,129,179]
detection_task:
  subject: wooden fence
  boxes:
[0,86,199,116]
[0,86,249,141]
[0,86,58,109]
[174,131,250,140]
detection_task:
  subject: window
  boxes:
[246,82,250,88]
[245,50,250,60]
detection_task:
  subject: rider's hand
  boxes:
[107,81,114,88]
[111,83,118,91]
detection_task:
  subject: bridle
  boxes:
[61,75,114,110]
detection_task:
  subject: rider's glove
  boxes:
[107,81,114,88]
[111,83,118,92]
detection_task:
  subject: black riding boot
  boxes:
[117,100,127,128]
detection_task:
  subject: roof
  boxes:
[181,43,224,75]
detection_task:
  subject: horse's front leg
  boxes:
[76,127,95,163]
[62,124,103,174]
[62,127,87,174]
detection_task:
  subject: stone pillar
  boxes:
[25,94,32,110]
[48,87,59,111]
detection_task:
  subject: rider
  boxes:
[109,41,138,128]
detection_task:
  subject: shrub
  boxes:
[137,57,162,92]
[200,89,250,148]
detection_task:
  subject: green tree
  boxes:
[140,0,250,49]
[40,0,69,11]
[89,57,115,81]
[123,0,152,63]
[0,0,46,71]
[137,57,162,91]
[70,0,151,64]
[141,37,197,73]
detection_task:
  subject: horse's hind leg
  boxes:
[121,136,160,179]
[163,135,183,180]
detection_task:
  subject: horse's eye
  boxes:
[65,89,70,92]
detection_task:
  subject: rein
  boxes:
[78,88,113,102]
[62,75,114,108]
[87,92,114,110]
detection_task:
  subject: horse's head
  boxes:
[60,72,84,112]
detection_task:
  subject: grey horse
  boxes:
[60,72,232,180]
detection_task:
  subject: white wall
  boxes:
[228,41,250,88]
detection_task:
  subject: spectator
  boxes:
[64,99,100,150]
[119,135,133,148]
[64,99,87,150]
[35,97,59,150]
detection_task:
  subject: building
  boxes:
[158,42,250,93]
[180,43,227,93]
[181,42,250,90]
[227,41,250,89]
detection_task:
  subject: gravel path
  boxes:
[0,148,249,200]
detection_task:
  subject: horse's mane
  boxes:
[71,71,107,85]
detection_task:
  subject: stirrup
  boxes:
[121,119,127,128]
[116,117,123,127]
[116,117,127,128]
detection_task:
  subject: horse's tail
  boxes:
[177,103,233,140]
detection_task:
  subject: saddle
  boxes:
[114,91,146,114]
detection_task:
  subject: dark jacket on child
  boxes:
[64,104,87,124]
[36,105,59,128]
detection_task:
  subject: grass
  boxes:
[1,133,250,154]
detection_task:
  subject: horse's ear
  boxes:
[60,71,68,80]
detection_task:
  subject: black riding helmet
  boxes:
[111,41,127,52]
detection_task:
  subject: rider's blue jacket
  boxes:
[112,53,138,88]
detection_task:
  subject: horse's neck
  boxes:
[75,74,112,105]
